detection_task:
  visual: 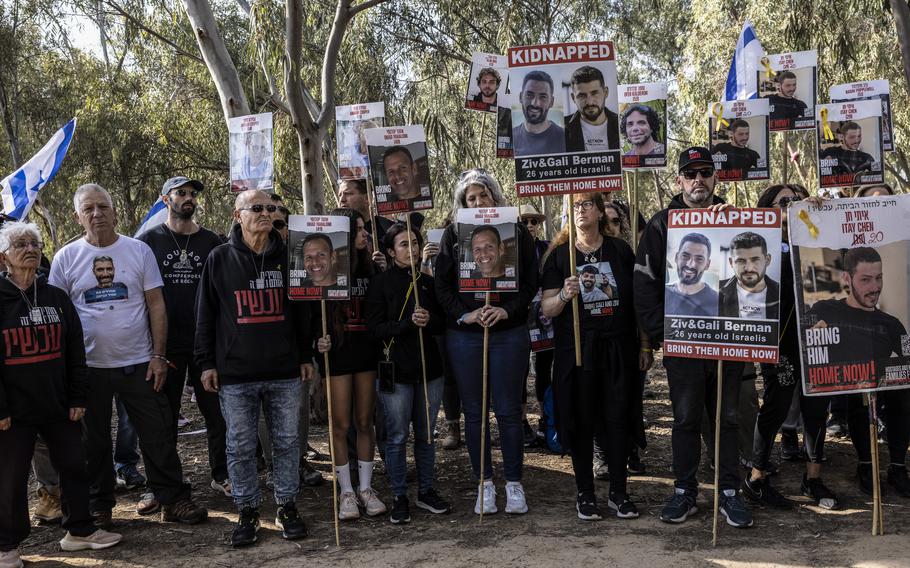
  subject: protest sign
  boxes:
[364,125,434,215]
[707,99,770,182]
[528,290,555,352]
[663,208,782,363]
[229,112,274,192]
[756,50,817,131]
[790,196,910,395]
[288,215,351,301]
[335,102,385,180]
[496,91,515,159]
[618,82,668,169]
[427,229,445,244]
[830,80,893,152]
[465,52,508,113]
[456,207,520,292]
[816,100,884,190]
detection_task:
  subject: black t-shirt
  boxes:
[139,224,224,355]
[806,298,907,364]
[541,238,636,349]
[819,146,875,174]
[767,94,808,121]
[713,143,760,171]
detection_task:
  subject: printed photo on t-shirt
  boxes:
[83,256,129,304]
[576,261,618,316]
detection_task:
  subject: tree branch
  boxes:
[349,0,389,17]
[106,0,204,63]
[315,0,353,130]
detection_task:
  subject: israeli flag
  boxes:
[1,118,76,220]
[723,20,764,101]
[134,199,168,237]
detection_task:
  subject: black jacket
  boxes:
[564,108,619,152]
[435,220,539,333]
[718,275,780,320]
[365,265,444,383]
[0,273,88,425]
[194,224,314,385]
[633,192,726,344]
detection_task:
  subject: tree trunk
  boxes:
[892,0,910,94]
[181,0,250,120]
[298,127,326,213]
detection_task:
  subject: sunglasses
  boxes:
[681,168,715,180]
[775,196,802,207]
[521,218,540,226]
[171,188,200,198]
[239,204,278,214]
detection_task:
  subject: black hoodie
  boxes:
[194,224,314,385]
[633,192,725,344]
[0,273,88,425]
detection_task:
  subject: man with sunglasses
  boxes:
[634,147,753,528]
[138,177,231,501]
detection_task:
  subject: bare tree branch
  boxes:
[235,0,251,15]
[349,0,389,17]
[106,0,204,63]
[315,0,353,129]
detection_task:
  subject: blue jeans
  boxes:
[114,396,140,471]
[220,378,301,510]
[447,326,529,482]
[379,377,444,497]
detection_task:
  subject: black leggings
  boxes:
[438,336,461,422]
[846,390,910,466]
[533,350,554,403]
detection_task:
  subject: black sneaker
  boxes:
[780,430,803,462]
[593,462,609,481]
[161,498,208,525]
[607,492,639,519]
[659,490,697,523]
[115,465,146,490]
[276,502,307,540]
[231,507,260,547]
[91,510,113,531]
[718,490,753,528]
[305,444,322,461]
[416,488,450,514]
[523,420,537,448]
[390,495,410,524]
[627,449,646,476]
[742,476,790,509]
[801,474,840,510]
[576,491,603,521]
[887,465,910,498]
[300,460,324,487]
[857,463,874,496]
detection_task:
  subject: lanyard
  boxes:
[382,282,414,361]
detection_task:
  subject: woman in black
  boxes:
[0,221,121,565]
[540,192,650,520]
[365,223,450,524]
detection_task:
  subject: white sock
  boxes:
[358,460,373,491]
[335,463,353,494]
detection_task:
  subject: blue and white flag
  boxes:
[134,200,167,237]
[1,118,76,220]
[722,20,764,101]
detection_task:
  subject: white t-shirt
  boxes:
[736,284,767,320]
[49,235,164,368]
[580,119,611,152]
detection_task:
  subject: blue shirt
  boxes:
[665,284,718,317]
[512,122,566,157]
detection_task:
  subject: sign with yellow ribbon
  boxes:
[820,107,835,141]
[711,103,730,132]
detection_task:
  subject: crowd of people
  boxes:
[1,148,908,566]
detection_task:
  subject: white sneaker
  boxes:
[0,549,23,568]
[210,478,232,497]
[474,481,498,515]
[358,487,387,517]
[505,482,528,514]
[338,491,361,520]
[59,529,123,551]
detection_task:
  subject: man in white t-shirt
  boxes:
[49,184,207,529]
[718,231,779,321]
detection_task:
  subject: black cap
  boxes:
[677,146,714,172]
[161,176,204,196]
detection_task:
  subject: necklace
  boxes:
[575,236,603,264]
[167,225,193,264]
[6,275,41,324]
[248,249,267,287]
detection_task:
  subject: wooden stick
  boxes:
[478,291,491,523]
[866,392,884,535]
[631,172,639,254]
[712,359,723,547]
[365,175,380,253]
[566,194,582,366]
[477,113,488,162]
[405,214,432,444]
[321,300,341,547]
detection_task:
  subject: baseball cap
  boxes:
[161,176,204,196]
[677,147,714,172]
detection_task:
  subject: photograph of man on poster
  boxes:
[665,232,718,317]
[819,121,877,177]
[621,104,664,157]
[578,263,615,303]
[382,145,423,202]
[565,65,619,152]
[712,119,761,172]
[298,233,338,288]
[470,225,506,279]
[719,232,779,320]
[230,129,273,191]
[764,70,809,123]
[472,67,501,109]
[511,70,566,157]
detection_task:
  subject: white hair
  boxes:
[0,221,41,253]
[452,169,506,209]
[73,183,114,212]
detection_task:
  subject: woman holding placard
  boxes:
[435,169,538,515]
[540,192,650,520]
[316,208,386,521]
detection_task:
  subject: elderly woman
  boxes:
[435,169,538,515]
[0,222,121,567]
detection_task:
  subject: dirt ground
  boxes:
[19,355,910,568]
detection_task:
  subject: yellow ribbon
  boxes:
[820,107,835,141]
[798,209,819,239]
[760,57,775,80]
[712,103,729,132]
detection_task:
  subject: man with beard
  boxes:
[471,67,501,111]
[470,225,505,279]
[299,233,338,287]
[84,257,128,302]
[621,105,664,156]
[338,178,393,249]
[579,264,610,303]
[718,232,779,320]
[713,120,761,173]
[565,66,619,152]
[819,121,876,177]
[512,70,566,157]
[765,71,809,123]
[634,147,752,528]
[806,247,910,497]
[138,177,231,500]
[382,147,423,202]
[665,233,718,317]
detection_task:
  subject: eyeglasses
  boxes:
[521,218,540,226]
[774,196,802,207]
[572,200,595,212]
[171,188,199,198]
[681,168,715,180]
[239,204,278,214]
[9,240,43,250]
